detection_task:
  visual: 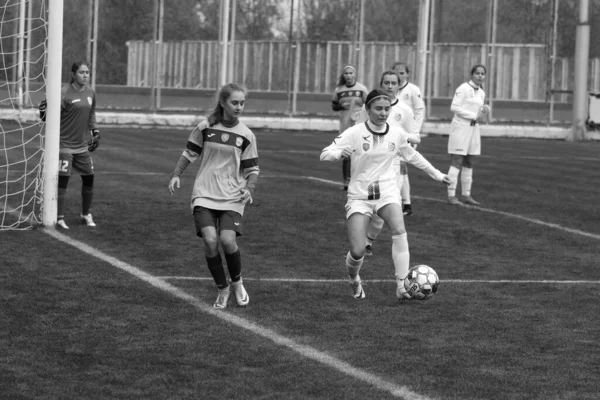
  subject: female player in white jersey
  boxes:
[354,71,421,257]
[168,83,259,309]
[446,64,487,205]
[331,65,368,190]
[392,62,426,216]
[321,89,450,301]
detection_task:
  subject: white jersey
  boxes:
[451,81,486,125]
[320,121,444,201]
[355,99,420,168]
[397,82,425,131]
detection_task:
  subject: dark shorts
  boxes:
[193,206,242,237]
[59,150,94,176]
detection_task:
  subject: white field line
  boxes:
[43,227,434,400]
[305,176,600,241]
[157,277,600,284]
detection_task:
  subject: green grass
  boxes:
[1,126,600,399]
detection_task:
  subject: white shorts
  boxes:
[345,191,402,219]
[447,121,481,156]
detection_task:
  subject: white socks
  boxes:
[392,233,410,283]
[447,166,460,197]
[346,251,364,280]
[461,167,473,197]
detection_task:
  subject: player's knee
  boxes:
[81,174,94,187]
[389,225,407,236]
[219,236,237,253]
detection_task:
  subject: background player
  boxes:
[446,64,487,205]
[391,62,426,216]
[355,71,421,257]
[320,89,450,301]
[168,83,259,309]
[39,60,100,229]
[331,65,368,190]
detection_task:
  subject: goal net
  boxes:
[1,0,61,230]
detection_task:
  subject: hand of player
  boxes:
[441,175,451,186]
[88,129,100,152]
[168,176,180,195]
[340,147,353,159]
[240,187,253,205]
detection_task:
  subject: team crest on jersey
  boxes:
[394,113,402,121]
[87,97,92,105]
[362,143,370,151]
[235,137,243,147]
[404,94,409,100]
[389,143,395,151]
[221,133,229,142]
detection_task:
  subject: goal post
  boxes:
[41,0,63,227]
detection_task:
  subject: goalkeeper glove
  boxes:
[39,99,47,121]
[88,129,100,152]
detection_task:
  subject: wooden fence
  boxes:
[126,40,600,103]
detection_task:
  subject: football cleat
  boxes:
[231,279,249,307]
[396,285,412,301]
[56,219,69,230]
[365,244,373,256]
[447,196,462,205]
[80,213,96,227]
[461,196,481,205]
[350,276,366,299]
[213,286,231,309]
[402,204,413,216]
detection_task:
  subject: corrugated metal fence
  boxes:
[126,40,600,102]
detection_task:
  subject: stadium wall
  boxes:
[2,107,599,141]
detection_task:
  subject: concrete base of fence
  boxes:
[3,108,598,140]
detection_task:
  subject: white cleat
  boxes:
[396,285,412,301]
[80,213,96,227]
[213,286,231,309]
[350,276,366,299]
[56,219,69,229]
[231,279,249,307]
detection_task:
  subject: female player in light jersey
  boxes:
[354,71,421,257]
[321,89,450,301]
[331,65,368,190]
[392,62,426,217]
[168,83,259,309]
[39,61,100,229]
[446,64,487,205]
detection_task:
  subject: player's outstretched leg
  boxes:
[400,164,413,216]
[346,251,365,299]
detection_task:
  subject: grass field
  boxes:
[2,125,600,400]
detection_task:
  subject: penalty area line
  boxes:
[158,276,600,285]
[42,227,434,400]
[304,176,600,241]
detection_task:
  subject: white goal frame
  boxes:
[41,0,63,227]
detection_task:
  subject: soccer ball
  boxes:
[403,265,439,300]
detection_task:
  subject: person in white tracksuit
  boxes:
[392,62,426,216]
[446,64,488,205]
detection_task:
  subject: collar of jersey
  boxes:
[468,80,480,90]
[398,81,409,91]
[365,121,389,136]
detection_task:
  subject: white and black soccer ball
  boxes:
[403,265,439,300]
